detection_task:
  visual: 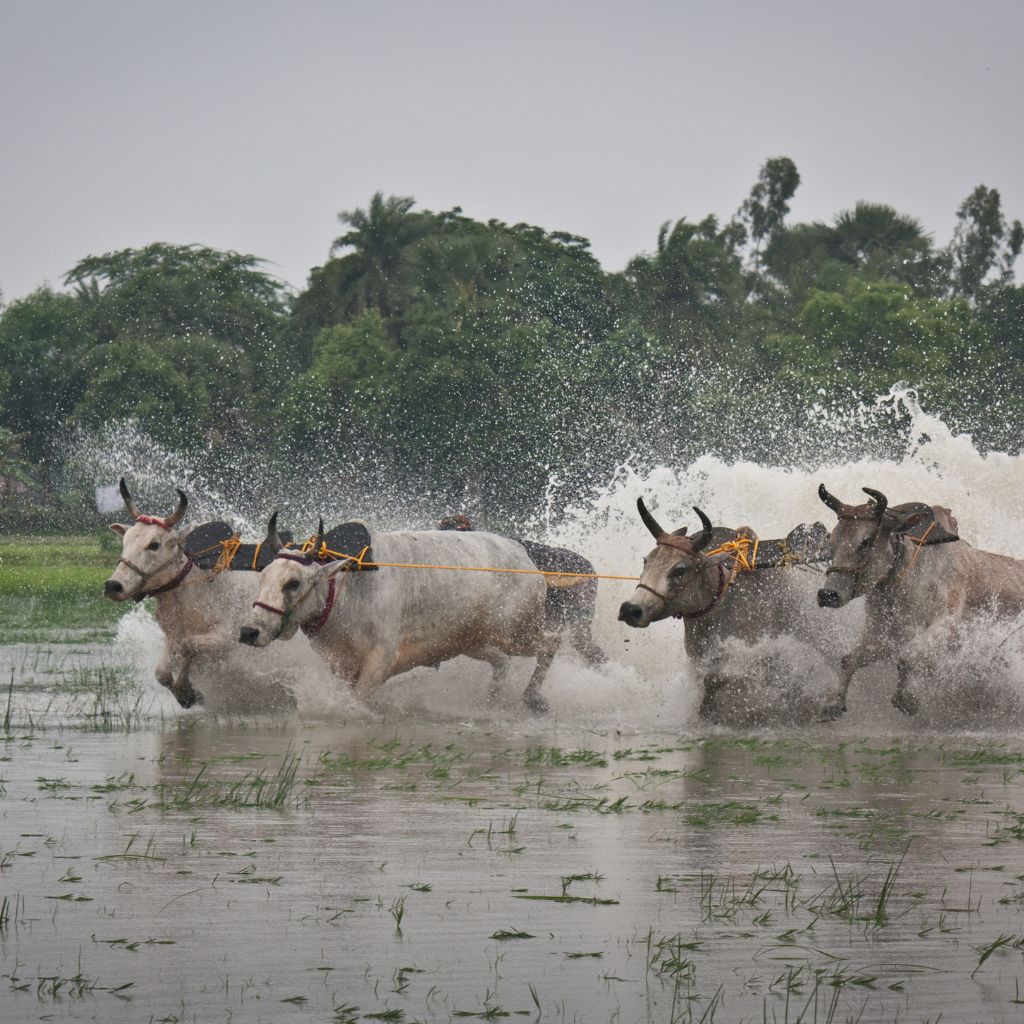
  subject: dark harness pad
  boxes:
[185,521,293,571]
[321,521,378,570]
[755,521,834,568]
[234,533,294,571]
[512,537,597,626]
[185,522,235,569]
[514,538,594,588]
[890,502,960,545]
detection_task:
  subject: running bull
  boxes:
[618,497,837,721]
[816,483,1024,718]
[103,478,282,708]
[239,516,562,712]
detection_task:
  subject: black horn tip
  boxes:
[267,510,279,532]
[691,506,714,551]
[636,496,666,539]
[818,482,844,513]
[862,487,889,514]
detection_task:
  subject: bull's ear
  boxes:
[894,511,929,534]
[109,523,128,537]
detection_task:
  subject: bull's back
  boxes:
[339,530,547,655]
[955,544,1024,617]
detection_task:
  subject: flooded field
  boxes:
[5,622,1024,1024]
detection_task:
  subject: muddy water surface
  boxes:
[4,636,1024,1024]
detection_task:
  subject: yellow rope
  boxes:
[209,537,242,575]
[896,521,937,585]
[705,528,760,574]
[306,543,640,582]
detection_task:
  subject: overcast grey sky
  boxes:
[2,0,1021,301]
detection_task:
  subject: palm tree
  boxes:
[331,192,434,331]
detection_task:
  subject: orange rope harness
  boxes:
[896,521,937,585]
[298,540,640,582]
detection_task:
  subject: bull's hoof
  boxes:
[524,689,549,715]
[817,700,847,723]
[892,689,919,716]
[174,686,203,709]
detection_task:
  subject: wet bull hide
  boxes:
[104,479,293,708]
[817,484,1024,718]
[240,516,563,713]
[618,497,842,722]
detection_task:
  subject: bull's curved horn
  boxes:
[818,483,844,514]
[265,511,285,554]
[119,477,143,520]
[164,488,188,528]
[862,487,888,517]
[637,497,665,539]
[691,506,714,552]
[312,516,325,557]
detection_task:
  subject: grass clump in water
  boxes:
[154,750,302,811]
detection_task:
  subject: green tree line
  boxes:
[1,157,1022,524]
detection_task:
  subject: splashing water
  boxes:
[65,386,1024,732]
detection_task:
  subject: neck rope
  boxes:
[117,539,194,602]
[251,553,336,636]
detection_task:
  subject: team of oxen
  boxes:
[104,477,1024,721]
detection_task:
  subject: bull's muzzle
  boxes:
[618,601,648,627]
[239,626,261,646]
[104,578,127,600]
[817,571,856,608]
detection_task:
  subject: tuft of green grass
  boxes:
[0,534,129,642]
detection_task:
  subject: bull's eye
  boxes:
[668,563,688,579]
[147,541,160,551]
[285,579,301,591]
[858,537,873,550]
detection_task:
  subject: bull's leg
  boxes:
[474,648,512,705]
[155,646,174,691]
[169,655,202,709]
[892,658,919,716]
[523,634,561,714]
[698,672,726,724]
[819,642,887,721]
[569,620,607,667]
[350,649,395,707]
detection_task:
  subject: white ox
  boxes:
[104,478,261,707]
[239,515,560,712]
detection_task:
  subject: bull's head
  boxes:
[239,515,348,646]
[618,497,718,627]
[104,477,189,602]
[816,484,928,607]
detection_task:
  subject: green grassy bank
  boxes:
[0,534,127,643]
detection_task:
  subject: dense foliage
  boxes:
[1,158,1021,523]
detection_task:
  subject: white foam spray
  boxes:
[73,387,1024,733]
